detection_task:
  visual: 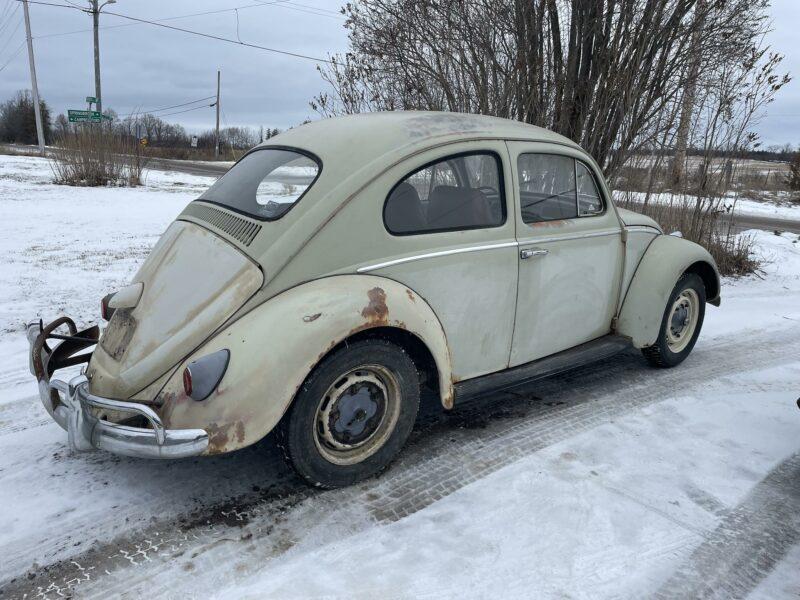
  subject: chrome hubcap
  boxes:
[666,289,699,353]
[314,365,400,465]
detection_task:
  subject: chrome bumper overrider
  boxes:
[27,320,208,459]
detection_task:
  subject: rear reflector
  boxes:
[100,293,116,321]
[182,367,193,397]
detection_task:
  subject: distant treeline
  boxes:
[0,89,280,151]
[635,145,799,163]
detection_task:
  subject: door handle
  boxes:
[520,247,548,260]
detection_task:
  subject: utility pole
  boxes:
[88,0,116,116]
[22,0,45,154]
[215,70,221,158]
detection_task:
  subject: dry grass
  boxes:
[615,191,759,277]
[50,127,149,187]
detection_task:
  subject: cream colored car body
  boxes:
[86,112,720,455]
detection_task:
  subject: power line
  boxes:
[100,8,334,64]
[0,38,23,72]
[0,15,21,54]
[33,0,292,40]
[156,103,215,118]
[258,1,346,21]
[0,3,20,38]
[0,1,18,26]
[16,0,334,64]
[117,95,216,118]
[286,2,343,16]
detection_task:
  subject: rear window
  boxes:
[197,148,320,220]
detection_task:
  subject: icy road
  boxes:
[0,154,799,599]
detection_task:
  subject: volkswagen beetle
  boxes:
[28,112,720,488]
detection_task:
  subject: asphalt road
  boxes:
[146,157,800,234]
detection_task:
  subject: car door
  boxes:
[507,141,624,367]
[357,141,519,382]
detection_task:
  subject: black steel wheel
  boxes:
[279,339,420,488]
[642,272,706,368]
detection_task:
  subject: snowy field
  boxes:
[614,189,800,222]
[0,154,799,599]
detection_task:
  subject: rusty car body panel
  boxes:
[29,111,720,459]
[154,275,451,454]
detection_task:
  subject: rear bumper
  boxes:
[27,320,208,459]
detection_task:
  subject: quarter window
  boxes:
[577,162,603,215]
[517,154,604,223]
[384,152,505,235]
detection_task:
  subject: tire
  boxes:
[642,272,706,368]
[278,339,420,489]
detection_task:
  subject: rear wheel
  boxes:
[279,339,420,488]
[642,272,706,368]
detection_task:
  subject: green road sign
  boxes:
[68,109,103,123]
[85,96,97,104]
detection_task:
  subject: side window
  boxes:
[384,152,505,235]
[517,154,577,223]
[577,162,603,216]
[517,154,605,223]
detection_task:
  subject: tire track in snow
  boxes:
[3,324,798,599]
[654,452,800,600]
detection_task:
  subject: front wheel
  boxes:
[642,272,706,368]
[279,339,420,488]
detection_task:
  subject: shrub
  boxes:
[50,126,148,187]
[787,151,800,198]
[615,191,759,277]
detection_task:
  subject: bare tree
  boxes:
[312,0,786,178]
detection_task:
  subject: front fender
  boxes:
[155,275,453,454]
[617,235,720,348]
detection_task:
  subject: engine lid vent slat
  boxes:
[180,203,262,247]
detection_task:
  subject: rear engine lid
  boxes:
[88,220,263,399]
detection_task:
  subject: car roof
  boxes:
[256,111,582,172]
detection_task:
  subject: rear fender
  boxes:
[155,275,453,454]
[617,235,720,348]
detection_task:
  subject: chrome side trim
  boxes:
[358,229,623,272]
[357,241,518,273]
[626,225,663,235]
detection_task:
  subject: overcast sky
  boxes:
[0,0,798,145]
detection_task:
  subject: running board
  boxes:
[453,335,631,405]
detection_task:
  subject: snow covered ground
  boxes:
[0,154,799,599]
[614,189,800,222]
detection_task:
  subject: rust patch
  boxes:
[206,422,231,454]
[205,421,246,453]
[528,219,568,229]
[303,313,322,323]
[405,289,415,302]
[361,287,388,325]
